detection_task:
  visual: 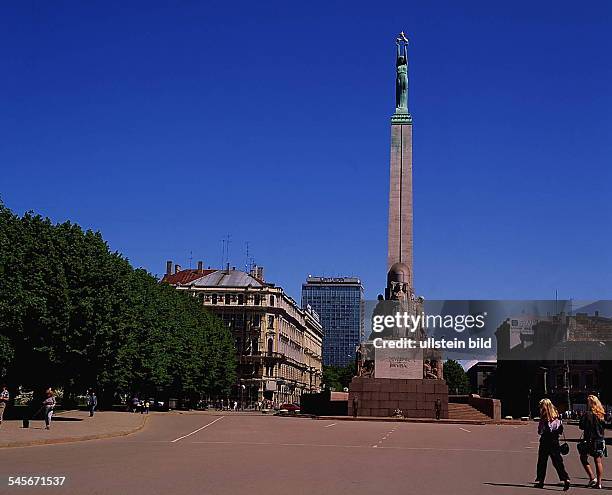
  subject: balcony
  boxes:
[239,351,285,364]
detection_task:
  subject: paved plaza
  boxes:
[0,412,606,494]
[0,410,147,448]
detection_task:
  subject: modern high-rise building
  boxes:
[301,276,364,367]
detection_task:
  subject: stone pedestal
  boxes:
[348,377,448,419]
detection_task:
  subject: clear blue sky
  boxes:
[1,1,611,300]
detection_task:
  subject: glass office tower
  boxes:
[301,276,364,367]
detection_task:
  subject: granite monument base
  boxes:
[348,377,448,419]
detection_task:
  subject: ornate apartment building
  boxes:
[162,261,323,406]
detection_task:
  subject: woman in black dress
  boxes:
[535,398,570,490]
[579,394,606,489]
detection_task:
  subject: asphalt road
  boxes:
[0,413,606,494]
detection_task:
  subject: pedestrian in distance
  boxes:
[534,398,570,491]
[87,389,97,417]
[352,394,359,418]
[0,384,9,427]
[144,400,150,414]
[233,400,238,412]
[435,398,442,421]
[578,394,607,489]
[42,388,56,430]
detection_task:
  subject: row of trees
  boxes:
[0,203,236,407]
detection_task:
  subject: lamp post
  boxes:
[562,344,571,413]
[528,388,532,419]
[540,366,548,396]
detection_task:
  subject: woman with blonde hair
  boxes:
[535,398,571,490]
[579,394,606,489]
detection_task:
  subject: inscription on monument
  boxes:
[374,347,423,379]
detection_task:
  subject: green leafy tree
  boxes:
[322,362,356,391]
[0,202,236,406]
[443,359,470,395]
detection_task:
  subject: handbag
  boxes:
[560,432,570,456]
[558,422,570,456]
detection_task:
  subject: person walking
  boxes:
[87,389,97,417]
[42,388,56,430]
[579,394,606,489]
[144,400,150,414]
[535,398,570,490]
[352,394,359,418]
[0,385,9,427]
[435,398,442,420]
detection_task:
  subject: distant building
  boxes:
[466,362,497,398]
[301,276,364,367]
[162,261,323,406]
[496,311,612,418]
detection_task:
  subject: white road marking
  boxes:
[459,427,472,433]
[324,423,337,428]
[190,440,528,454]
[171,416,224,443]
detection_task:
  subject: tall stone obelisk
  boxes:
[387,32,413,291]
[347,34,448,419]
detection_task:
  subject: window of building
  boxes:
[211,294,217,305]
[254,294,261,305]
[270,295,275,307]
[238,294,244,305]
[557,374,564,388]
[571,373,579,389]
[267,339,274,356]
[225,293,231,305]
[268,315,274,329]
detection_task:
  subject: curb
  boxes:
[311,415,523,425]
[0,415,149,449]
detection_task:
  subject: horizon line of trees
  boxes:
[0,202,236,407]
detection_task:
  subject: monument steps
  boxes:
[448,403,491,421]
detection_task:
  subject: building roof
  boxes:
[466,361,498,374]
[303,276,362,286]
[161,269,216,285]
[186,269,265,288]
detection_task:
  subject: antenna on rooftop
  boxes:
[220,234,232,268]
[245,241,256,274]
